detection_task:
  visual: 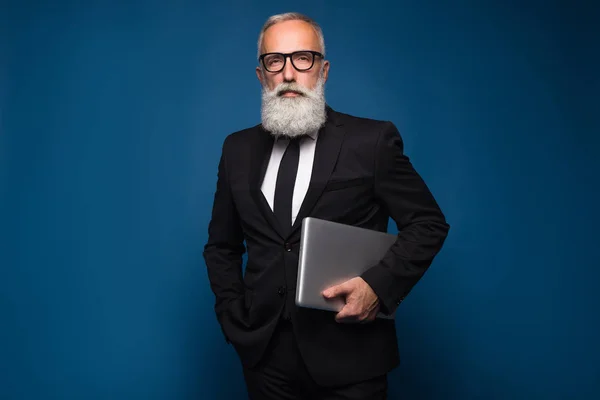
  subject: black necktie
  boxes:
[274,137,300,235]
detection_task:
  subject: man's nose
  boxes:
[282,58,296,82]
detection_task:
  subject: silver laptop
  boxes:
[296,217,398,319]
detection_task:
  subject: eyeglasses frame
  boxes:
[258,50,324,73]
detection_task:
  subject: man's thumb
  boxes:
[323,283,347,298]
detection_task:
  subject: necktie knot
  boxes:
[287,136,301,147]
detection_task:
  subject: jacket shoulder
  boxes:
[331,110,398,145]
[333,110,394,132]
[221,124,263,150]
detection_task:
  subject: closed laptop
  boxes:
[296,217,397,319]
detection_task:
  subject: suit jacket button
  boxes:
[284,242,292,251]
[278,286,286,296]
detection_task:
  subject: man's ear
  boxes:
[256,67,264,85]
[322,60,330,83]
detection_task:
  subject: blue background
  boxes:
[2,1,598,399]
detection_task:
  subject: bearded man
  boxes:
[203,12,450,400]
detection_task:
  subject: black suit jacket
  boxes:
[203,106,449,387]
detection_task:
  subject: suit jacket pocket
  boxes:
[323,177,372,192]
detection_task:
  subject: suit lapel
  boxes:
[290,108,345,236]
[249,127,285,238]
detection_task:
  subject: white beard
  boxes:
[260,74,327,138]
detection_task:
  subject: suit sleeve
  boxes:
[203,137,246,321]
[361,122,450,315]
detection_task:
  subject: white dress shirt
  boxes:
[260,131,318,226]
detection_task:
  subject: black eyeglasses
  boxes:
[259,50,324,73]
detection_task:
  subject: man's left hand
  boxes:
[322,277,380,323]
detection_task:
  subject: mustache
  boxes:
[274,82,310,97]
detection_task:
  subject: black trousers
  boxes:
[242,319,388,400]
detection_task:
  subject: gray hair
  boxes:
[257,12,326,60]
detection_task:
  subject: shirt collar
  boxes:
[305,130,318,140]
